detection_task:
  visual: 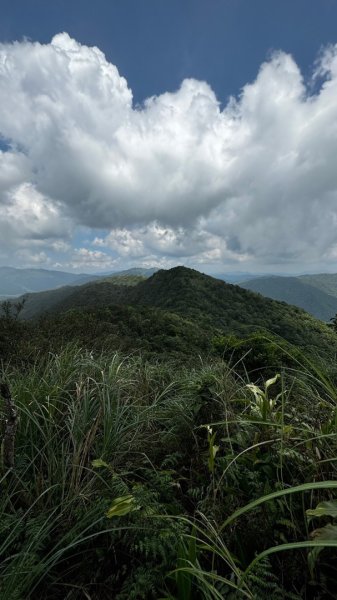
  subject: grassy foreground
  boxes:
[1,347,337,598]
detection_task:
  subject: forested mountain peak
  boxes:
[5,265,337,358]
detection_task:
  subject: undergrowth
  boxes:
[1,347,337,598]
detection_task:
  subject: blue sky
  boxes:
[1,0,337,273]
[2,0,336,104]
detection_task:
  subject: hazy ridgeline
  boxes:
[1,267,337,598]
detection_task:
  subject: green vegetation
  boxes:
[241,275,337,321]
[2,266,337,598]
[19,274,146,319]
[34,305,211,361]
[100,274,146,286]
[299,273,337,299]
[0,266,156,298]
[17,267,337,357]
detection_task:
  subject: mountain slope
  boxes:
[0,266,100,296]
[129,267,336,352]
[112,267,158,277]
[0,266,157,298]
[299,273,337,299]
[240,275,337,321]
[18,274,145,319]
[213,271,269,284]
[19,265,336,356]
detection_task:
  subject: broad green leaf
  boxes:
[208,444,220,473]
[275,392,285,403]
[176,538,197,600]
[92,458,109,469]
[212,445,220,458]
[307,523,337,576]
[188,527,197,565]
[246,384,263,402]
[106,494,136,518]
[307,500,337,518]
[310,523,337,541]
[265,374,280,390]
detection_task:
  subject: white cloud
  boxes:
[1,34,337,270]
[67,247,118,271]
[15,249,51,266]
[0,182,71,253]
[93,222,249,271]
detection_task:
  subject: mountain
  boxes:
[240,275,337,321]
[212,271,269,284]
[0,266,100,297]
[111,267,159,277]
[130,267,336,350]
[298,273,337,299]
[14,266,337,356]
[17,274,146,319]
[0,266,157,298]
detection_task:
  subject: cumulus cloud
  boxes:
[93,222,244,266]
[0,182,71,251]
[66,247,119,271]
[1,33,337,270]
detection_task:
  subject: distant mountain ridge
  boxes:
[0,267,100,296]
[0,266,157,297]
[16,274,147,319]
[240,274,337,321]
[12,265,337,357]
[298,273,337,299]
[212,271,271,284]
[4,265,337,324]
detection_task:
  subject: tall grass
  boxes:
[1,346,337,598]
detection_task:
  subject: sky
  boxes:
[1,0,337,274]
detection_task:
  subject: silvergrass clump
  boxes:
[1,346,337,598]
